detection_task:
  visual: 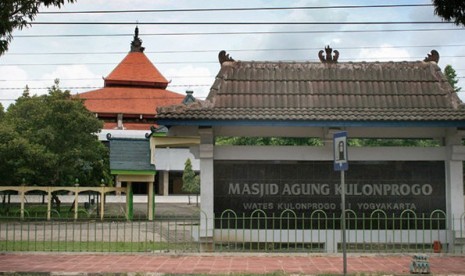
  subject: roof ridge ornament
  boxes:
[130,26,145,53]
[182,90,196,105]
[424,50,439,63]
[218,50,235,64]
[319,45,339,63]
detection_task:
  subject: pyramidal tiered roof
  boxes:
[104,37,169,89]
[78,27,184,130]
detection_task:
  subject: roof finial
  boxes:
[318,45,339,63]
[219,50,235,64]
[130,25,145,52]
[182,90,196,105]
[424,50,439,63]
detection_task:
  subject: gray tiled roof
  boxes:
[156,60,465,123]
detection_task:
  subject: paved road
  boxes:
[1,253,465,275]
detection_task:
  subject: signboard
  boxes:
[333,131,348,171]
[214,160,445,219]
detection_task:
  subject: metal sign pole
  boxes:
[341,170,347,276]
[333,131,348,276]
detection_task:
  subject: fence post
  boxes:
[47,189,52,221]
[147,181,154,221]
[100,181,105,221]
[126,182,133,220]
[19,188,25,220]
[74,178,79,220]
[326,233,336,253]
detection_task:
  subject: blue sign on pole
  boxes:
[333,131,348,171]
[334,131,349,274]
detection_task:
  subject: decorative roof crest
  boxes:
[130,26,145,52]
[424,50,439,63]
[218,50,235,64]
[318,45,339,63]
[182,90,196,105]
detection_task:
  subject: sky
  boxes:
[1,0,464,108]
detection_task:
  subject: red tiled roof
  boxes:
[77,28,186,131]
[105,52,169,89]
[78,87,184,115]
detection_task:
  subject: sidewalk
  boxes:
[1,253,465,275]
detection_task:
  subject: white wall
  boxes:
[154,148,200,171]
[214,145,447,161]
[97,129,150,141]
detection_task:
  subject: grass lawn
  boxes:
[1,203,130,220]
[0,240,197,252]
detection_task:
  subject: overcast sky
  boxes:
[1,0,464,108]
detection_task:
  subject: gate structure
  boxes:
[0,185,127,220]
[155,48,465,253]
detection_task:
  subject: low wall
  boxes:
[3,194,195,204]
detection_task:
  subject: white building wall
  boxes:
[97,129,150,141]
[154,148,200,171]
[214,145,447,161]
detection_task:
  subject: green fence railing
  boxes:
[0,218,200,253]
[213,209,454,253]
[1,208,464,254]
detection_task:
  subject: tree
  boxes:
[0,122,51,185]
[1,80,109,186]
[444,64,462,93]
[182,158,200,206]
[216,136,323,146]
[0,0,76,55]
[348,138,439,147]
[433,0,465,26]
[0,102,4,119]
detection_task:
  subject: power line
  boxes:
[2,74,464,90]
[0,76,213,82]
[0,62,215,66]
[29,21,451,25]
[3,56,465,67]
[40,4,434,14]
[13,28,464,39]
[4,73,465,83]
[0,84,211,91]
[6,87,465,101]
[6,44,465,56]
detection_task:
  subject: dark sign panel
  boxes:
[214,161,446,218]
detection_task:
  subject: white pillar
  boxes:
[116,177,122,196]
[199,127,214,239]
[74,185,79,220]
[100,186,105,221]
[163,170,169,196]
[20,187,25,220]
[445,130,465,250]
[445,160,463,220]
[47,190,52,221]
[157,171,163,195]
[147,181,154,220]
[117,113,123,129]
[126,181,133,220]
